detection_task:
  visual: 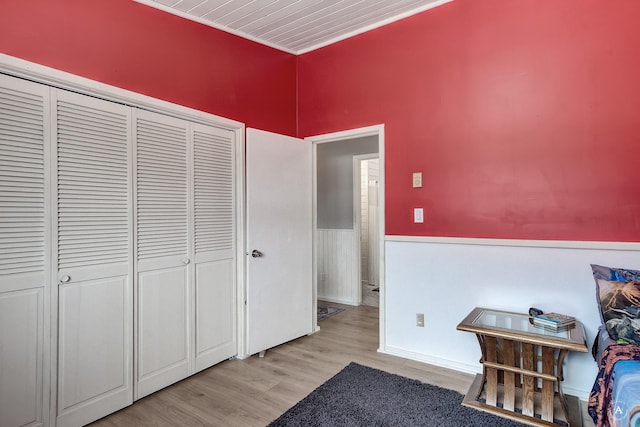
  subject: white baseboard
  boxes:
[563,386,589,402]
[379,345,590,401]
[380,345,481,375]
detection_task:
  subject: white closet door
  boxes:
[0,75,49,427]
[134,109,191,399]
[54,90,133,427]
[192,123,236,372]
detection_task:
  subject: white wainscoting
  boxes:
[317,229,359,305]
[382,236,640,400]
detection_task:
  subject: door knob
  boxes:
[59,275,71,283]
[251,249,263,258]
[183,258,191,265]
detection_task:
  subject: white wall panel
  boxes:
[383,238,640,399]
[317,229,358,305]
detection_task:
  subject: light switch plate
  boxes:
[412,172,422,188]
[413,208,424,223]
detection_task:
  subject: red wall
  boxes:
[298,0,640,241]
[2,0,639,241]
[0,0,297,136]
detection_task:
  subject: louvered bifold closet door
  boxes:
[53,89,133,427]
[192,123,236,372]
[134,109,191,399]
[0,75,49,427]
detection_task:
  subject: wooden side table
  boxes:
[457,307,588,426]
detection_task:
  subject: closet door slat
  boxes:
[136,117,188,261]
[0,85,46,278]
[56,99,130,271]
[193,128,234,255]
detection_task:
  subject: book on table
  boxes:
[532,312,576,329]
[532,321,575,333]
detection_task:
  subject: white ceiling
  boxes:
[134,0,452,54]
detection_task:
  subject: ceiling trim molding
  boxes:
[132,0,454,55]
[132,0,298,55]
[296,0,454,54]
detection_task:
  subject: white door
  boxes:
[0,75,50,427]
[134,110,191,399]
[135,111,238,397]
[192,123,237,372]
[54,89,133,427]
[246,128,313,356]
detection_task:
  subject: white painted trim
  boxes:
[132,0,298,55]
[307,124,386,350]
[312,143,319,332]
[376,127,386,351]
[296,0,455,54]
[234,128,247,360]
[0,54,243,131]
[380,346,481,376]
[563,386,590,403]
[44,84,55,427]
[306,124,384,143]
[386,235,640,251]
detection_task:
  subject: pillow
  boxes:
[591,264,640,283]
[595,279,640,345]
[591,264,640,345]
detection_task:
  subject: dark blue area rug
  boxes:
[269,362,526,427]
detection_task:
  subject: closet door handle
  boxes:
[183,258,191,265]
[59,275,71,283]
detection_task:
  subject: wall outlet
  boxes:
[413,208,424,223]
[416,313,424,327]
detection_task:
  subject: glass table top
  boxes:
[457,308,588,358]
[473,309,572,339]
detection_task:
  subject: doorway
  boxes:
[308,125,385,347]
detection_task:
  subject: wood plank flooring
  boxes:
[90,303,594,426]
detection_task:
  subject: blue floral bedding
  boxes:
[589,327,640,427]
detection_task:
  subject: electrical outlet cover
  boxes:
[413,208,424,223]
[412,172,422,188]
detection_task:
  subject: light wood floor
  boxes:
[90,303,594,426]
